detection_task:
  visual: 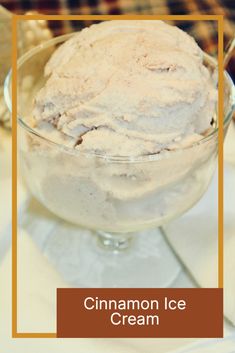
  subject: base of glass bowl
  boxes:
[42,224,182,288]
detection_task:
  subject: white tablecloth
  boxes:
[0,124,235,352]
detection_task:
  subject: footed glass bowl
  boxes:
[5,34,235,287]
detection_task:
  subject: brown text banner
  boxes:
[57,288,223,338]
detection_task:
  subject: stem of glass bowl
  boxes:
[96,230,133,252]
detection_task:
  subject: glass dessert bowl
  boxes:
[5,33,235,287]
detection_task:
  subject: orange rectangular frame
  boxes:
[11,14,224,338]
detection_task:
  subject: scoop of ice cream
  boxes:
[33,20,217,156]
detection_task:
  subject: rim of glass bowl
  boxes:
[4,32,235,162]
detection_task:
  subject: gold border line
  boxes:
[12,14,223,338]
[218,17,224,289]
[12,14,18,339]
[14,14,220,21]
[13,333,57,338]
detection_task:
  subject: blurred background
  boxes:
[0,0,235,75]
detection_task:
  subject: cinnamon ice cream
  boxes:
[33,20,217,155]
[19,20,219,231]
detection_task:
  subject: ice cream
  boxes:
[33,20,217,156]
[19,20,221,232]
